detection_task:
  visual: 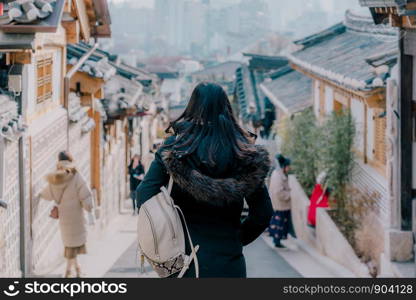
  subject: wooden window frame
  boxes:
[36,54,53,104]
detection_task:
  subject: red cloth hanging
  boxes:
[307,183,329,227]
[0,3,3,16]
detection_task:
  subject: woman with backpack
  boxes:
[137,82,273,278]
[40,151,93,278]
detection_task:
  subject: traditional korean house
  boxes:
[67,42,165,219]
[289,9,406,273]
[66,43,119,226]
[191,61,241,97]
[259,66,313,147]
[359,0,416,277]
[0,0,111,277]
[234,54,289,139]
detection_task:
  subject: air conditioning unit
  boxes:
[8,64,23,94]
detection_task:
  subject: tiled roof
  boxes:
[290,10,398,91]
[67,43,161,117]
[0,94,25,141]
[235,65,257,121]
[365,49,398,68]
[68,43,156,84]
[359,0,411,8]
[0,31,34,49]
[234,53,292,122]
[67,53,116,81]
[0,0,65,33]
[192,61,241,80]
[261,69,312,114]
[243,53,289,71]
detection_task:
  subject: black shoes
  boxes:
[274,242,286,248]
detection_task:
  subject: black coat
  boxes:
[137,135,273,278]
[129,162,145,191]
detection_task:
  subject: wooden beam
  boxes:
[364,103,368,164]
[10,51,32,64]
[399,35,413,231]
[94,87,104,99]
[89,108,101,206]
[81,94,94,107]
[64,0,72,13]
[73,0,91,41]
[62,19,80,44]
[69,69,104,95]
[290,62,382,100]
[366,92,386,109]
[390,13,402,27]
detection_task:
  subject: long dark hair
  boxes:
[166,82,255,167]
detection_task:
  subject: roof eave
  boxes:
[0,0,65,34]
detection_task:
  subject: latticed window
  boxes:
[373,108,387,165]
[36,55,53,103]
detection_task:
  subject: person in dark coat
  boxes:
[137,82,273,278]
[128,154,145,214]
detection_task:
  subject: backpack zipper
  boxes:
[142,206,159,258]
[157,197,176,240]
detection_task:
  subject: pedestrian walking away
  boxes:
[267,154,293,248]
[137,82,273,278]
[39,151,94,278]
[128,154,145,215]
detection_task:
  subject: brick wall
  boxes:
[100,120,128,224]
[68,118,92,186]
[0,140,21,277]
[30,109,67,274]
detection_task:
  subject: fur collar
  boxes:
[46,161,76,185]
[46,170,74,185]
[162,145,270,207]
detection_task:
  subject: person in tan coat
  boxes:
[40,151,93,277]
[267,154,292,248]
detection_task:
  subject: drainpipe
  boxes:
[64,43,99,149]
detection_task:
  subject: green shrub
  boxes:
[281,109,319,195]
[318,111,355,220]
[281,109,355,206]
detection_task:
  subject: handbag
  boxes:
[49,206,59,219]
[48,184,68,220]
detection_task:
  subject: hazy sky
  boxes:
[110,0,154,7]
[109,0,364,11]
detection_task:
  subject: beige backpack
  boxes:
[137,177,199,278]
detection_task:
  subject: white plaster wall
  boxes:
[367,107,375,161]
[52,49,62,104]
[23,63,36,118]
[351,98,365,155]
[324,86,334,114]
[313,80,320,118]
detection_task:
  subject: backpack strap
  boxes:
[167,176,174,195]
[175,204,199,278]
[164,175,200,278]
